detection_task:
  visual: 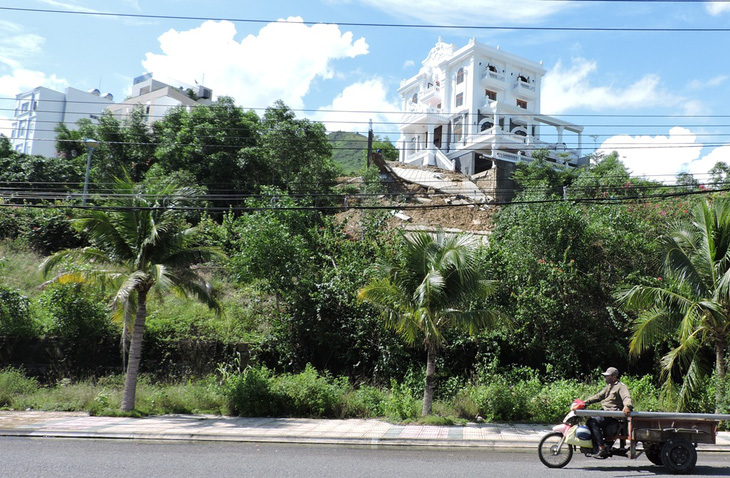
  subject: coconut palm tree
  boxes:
[618,199,730,412]
[42,176,224,411]
[358,230,498,415]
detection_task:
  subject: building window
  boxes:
[457,68,464,84]
[485,89,497,101]
[411,93,418,104]
[455,93,464,108]
[454,117,463,143]
[516,99,527,109]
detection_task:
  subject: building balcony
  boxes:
[419,84,442,107]
[480,69,506,89]
[401,105,449,126]
[512,79,537,99]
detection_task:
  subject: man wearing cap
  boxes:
[574,367,633,458]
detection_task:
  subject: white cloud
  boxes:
[0,57,67,95]
[0,21,45,60]
[312,78,400,134]
[402,60,415,69]
[687,75,728,90]
[352,0,571,24]
[142,18,369,110]
[542,58,686,115]
[687,144,730,177]
[707,2,730,15]
[36,0,100,13]
[598,127,703,181]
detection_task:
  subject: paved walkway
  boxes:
[1,411,729,452]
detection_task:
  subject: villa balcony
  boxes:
[512,79,537,99]
[480,69,506,89]
[401,105,449,126]
[419,84,442,107]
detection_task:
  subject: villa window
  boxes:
[457,68,464,84]
[412,93,418,104]
[454,118,463,143]
[455,93,464,108]
[516,99,527,109]
[485,89,497,101]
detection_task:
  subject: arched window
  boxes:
[456,68,464,84]
[411,93,418,104]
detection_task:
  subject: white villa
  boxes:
[107,73,213,126]
[397,38,586,199]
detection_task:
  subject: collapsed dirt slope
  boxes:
[334,166,498,236]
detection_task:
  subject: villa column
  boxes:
[427,123,435,166]
[577,131,582,158]
[556,125,564,145]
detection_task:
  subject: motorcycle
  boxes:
[538,405,630,469]
[538,403,730,473]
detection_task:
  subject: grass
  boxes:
[0,241,46,296]
[2,366,692,425]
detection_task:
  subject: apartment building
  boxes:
[9,86,114,157]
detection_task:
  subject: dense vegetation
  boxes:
[1,97,729,418]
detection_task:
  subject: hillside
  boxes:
[328,131,368,175]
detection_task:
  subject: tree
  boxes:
[358,231,498,415]
[41,175,224,411]
[153,96,262,208]
[708,162,730,189]
[259,101,338,198]
[619,198,730,412]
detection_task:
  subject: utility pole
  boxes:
[367,119,373,168]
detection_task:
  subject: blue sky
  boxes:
[2,0,730,182]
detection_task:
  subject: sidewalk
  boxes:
[1,411,729,451]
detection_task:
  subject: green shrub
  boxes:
[272,364,349,418]
[0,368,39,406]
[39,283,111,339]
[224,366,279,416]
[527,379,587,423]
[0,285,36,336]
[384,378,420,422]
[343,384,388,417]
[24,210,84,255]
[622,375,662,412]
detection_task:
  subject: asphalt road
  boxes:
[1,437,729,477]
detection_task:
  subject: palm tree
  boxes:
[42,176,224,411]
[358,230,498,415]
[618,199,730,412]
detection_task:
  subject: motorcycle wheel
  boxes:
[538,431,573,468]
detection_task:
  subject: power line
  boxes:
[0,5,726,32]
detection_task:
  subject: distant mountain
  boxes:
[328,131,368,176]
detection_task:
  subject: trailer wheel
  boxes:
[644,442,663,466]
[661,438,697,474]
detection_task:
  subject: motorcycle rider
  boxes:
[573,367,633,458]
